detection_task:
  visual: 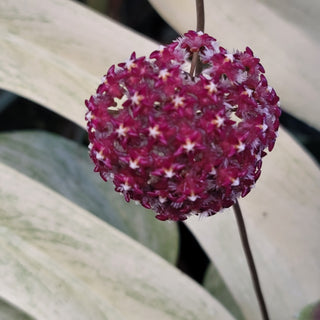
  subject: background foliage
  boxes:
[0,0,319,319]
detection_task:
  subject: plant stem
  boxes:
[191,1,269,318]
[233,200,270,320]
[196,0,205,32]
[189,52,199,77]
[190,0,205,77]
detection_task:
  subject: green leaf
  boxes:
[204,264,245,320]
[0,0,158,128]
[148,0,320,130]
[0,130,178,264]
[0,162,236,320]
[0,298,34,320]
[298,301,320,320]
[86,0,108,13]
[1,0,320,319]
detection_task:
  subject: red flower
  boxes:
[85,30,281,221]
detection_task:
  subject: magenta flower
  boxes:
[85,30,281,221]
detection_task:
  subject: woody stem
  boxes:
[191,1,270,318]
[233,199,270,320]
[190,0,205,76]
[196,0,205,31]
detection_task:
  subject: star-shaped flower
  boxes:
[85,30,281,221]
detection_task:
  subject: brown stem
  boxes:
[192,1,269,318]
[189,52,199,77]
[196,0,205,32]
[190,0,205,77]
[233,200,270,320]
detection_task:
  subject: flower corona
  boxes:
[85,31,281,221]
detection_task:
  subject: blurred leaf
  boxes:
[86,0,109,13]
[0,162,235,320]
[148,0,320,130]
[204,264,245,320]
[0,0,158,128]
[0,298,34,320]
[298,301,320,320]
[0,130,178,264]
[1,0,320,319]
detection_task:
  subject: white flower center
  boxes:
[183,139,195,153]
[96,152,104,161]
[131,92,143,105]
[205,82,217,93]
[172,95,184,108]
[164,168,175,178]
[116,124,128,137]
[212,116,224,128]
[148,125,160,138]
[236,141,246,153]
[159,69,170,80]
[121,181,131,191]
[188,193,199,202]
[129,159,139,170]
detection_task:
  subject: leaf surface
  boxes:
[0,130,178,263]
[0,0,158,128]
[0,162,235,320]
[1,0,319,319]
[203,264,245,320]
[0,298,34,320]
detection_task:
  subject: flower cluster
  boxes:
[85,30,280,221]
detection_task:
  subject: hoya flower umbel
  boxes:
[85,30,281,221]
